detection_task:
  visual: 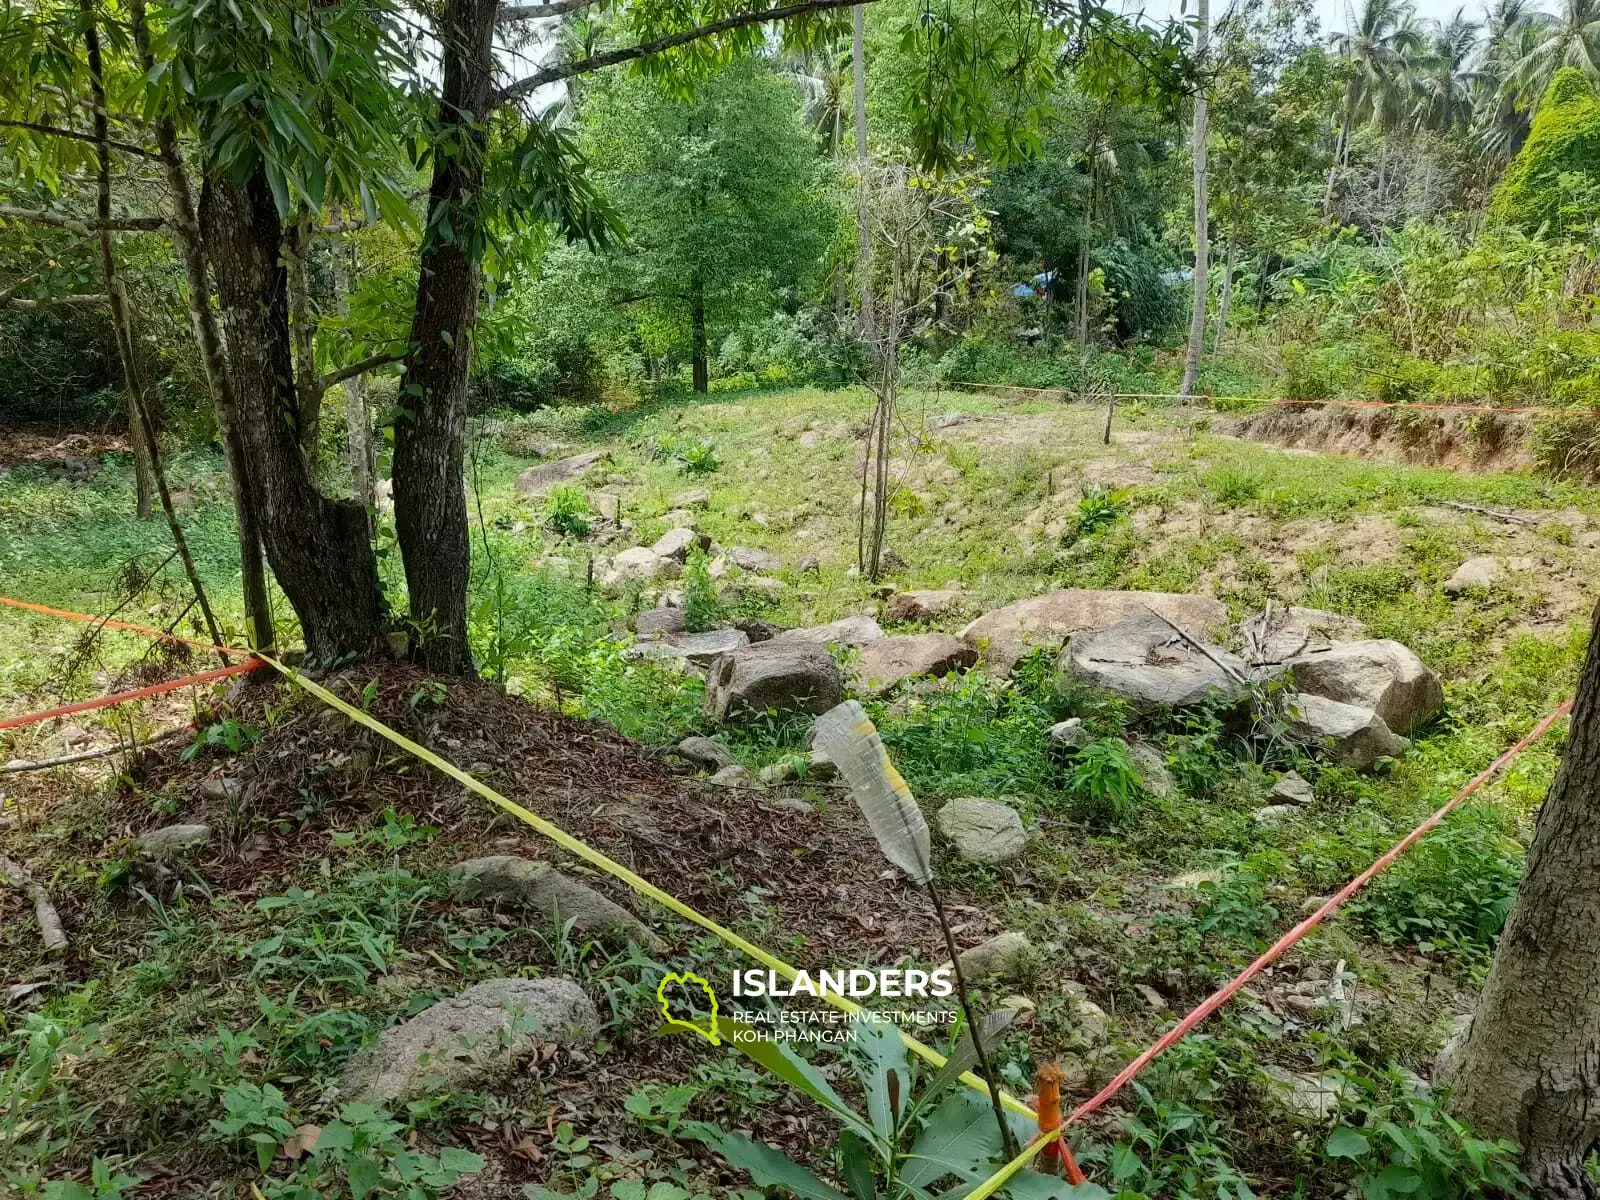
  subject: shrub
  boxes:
[1490,67,1600,238]
[1068,738,1143,827]
[544,484,590,537]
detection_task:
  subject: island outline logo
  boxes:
[657,970,721,1045]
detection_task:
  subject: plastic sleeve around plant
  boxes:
[258,654,1037,1122]
[812,699,933,885]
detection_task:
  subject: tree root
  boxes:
[0,855,67,954]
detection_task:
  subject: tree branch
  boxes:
[494,0,865,103]
[0,118,160,159]
[1,293,109,310]
[0,205,165,233]
[498,0,596,20]
[316,350,404,397]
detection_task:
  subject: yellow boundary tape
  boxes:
[260,655,1038,1125]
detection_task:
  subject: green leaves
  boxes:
[686,1126,852,1200]
[1327,1126,1372,1159]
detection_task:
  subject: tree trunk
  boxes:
[1075,167,1095,352]
[690,274,709,393]
[1179,0,1209,399]
[127,0,274,652]
[1446,600,1600,1198]
[392,0,498,676]
[1323,105,1350,217]
[285,215,321,451]
[82,0,225,657]
[334,241,375,520]
[852,2,873,343]
[1214,238,1237,352]
[200,166,385,665]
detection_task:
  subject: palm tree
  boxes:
[1412,9,1483,132]
[1472,0,1542,162]
[1324,0,1426,210]
[1509,0,1600,102]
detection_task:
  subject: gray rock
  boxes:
[515,451,605,495]
[797,556,821,575]
[759,761,798,785]
[592,492,621,522]
[675,736,738,770]
[1286,639,1443,734]
[1061,981,1110,1048]
[1240,606,1365,664]
[727,546,782,573]
[651,527,703,562]
[449,857,663,952]
[705,642,845,721]
[1259,1065,1347,1121]
[734,618,781,643]
[962,590,1228,675]
[1126,742,1175,797]
[1047,718,1095,754]
[1443,555,1519,595]
[673,489,711,508]
[773,616,884,648]
[708,764,759,788]
[719,577,786,605]
[1271,770,1315,806]
[1064,615,1248,708]
[624,628,749,668]
[1134,983,1168,1012]
[952,931,1032,979]
[884,588,968,623]
[1289,694,1409,769]
[1252,804,1300,826]
[340,978,598,1102]
[806,748,839,781]
[138,823,213,858]
[854,633,977,696]
[635,607,687,639]
[936,798,1028,864]
[601,547,669,591]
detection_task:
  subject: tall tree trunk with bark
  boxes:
[201,167,384,664]
[1445,600,1600,1197]
[82,0,224,655]
[285,215,322,450]
[392,0,498,676]
[690,274,709,393]
[1179,0,1209,398]
[852,2,873,343]
[127,0,274,652]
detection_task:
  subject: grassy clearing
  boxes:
[2,386,1596,1197]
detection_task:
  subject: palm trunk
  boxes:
[128,0,274,652]
[1179,0,1209,398]
[200,166,385,665]
[1214,239,1237,352]
[1445,600,1600,1197]
[392,0,499,677]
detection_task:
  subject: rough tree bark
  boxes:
[392,0,499,675]
[200,167,385,664]
[1446,599,1600,1197]
[1179,0,1209,399]
[285,215,322,450]
[127,0,275,652]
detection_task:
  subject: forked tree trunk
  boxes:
[690,275,709,393]
[1446,599,1600,1198]
[393,0,499,676]
[1179,0,1209,398]
[200,167,385,665]
[128,0,274,652]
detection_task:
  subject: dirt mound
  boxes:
[112,665,975,963]
[1231,405,1535,473]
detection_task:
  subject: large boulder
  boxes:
[624,628,749,668]
[1289,694,1409,769]
[635,607,687,639]
[726,546,783,573]
[951,931,1032,979]
[651,527,705,562]
[937,798,1027,864]
[1286,640,1442,734]
[1240,606,1365,665]
[449,857,664,952]
[885,588,968,623]
[600,547,672,592]
[1062,615,1247,708]
[772,616,884,648]
[853,633,976,696]
[962,590,1227,674]
[515,451,605,495]
[704,642,845,721]
[339,978,598,1102]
